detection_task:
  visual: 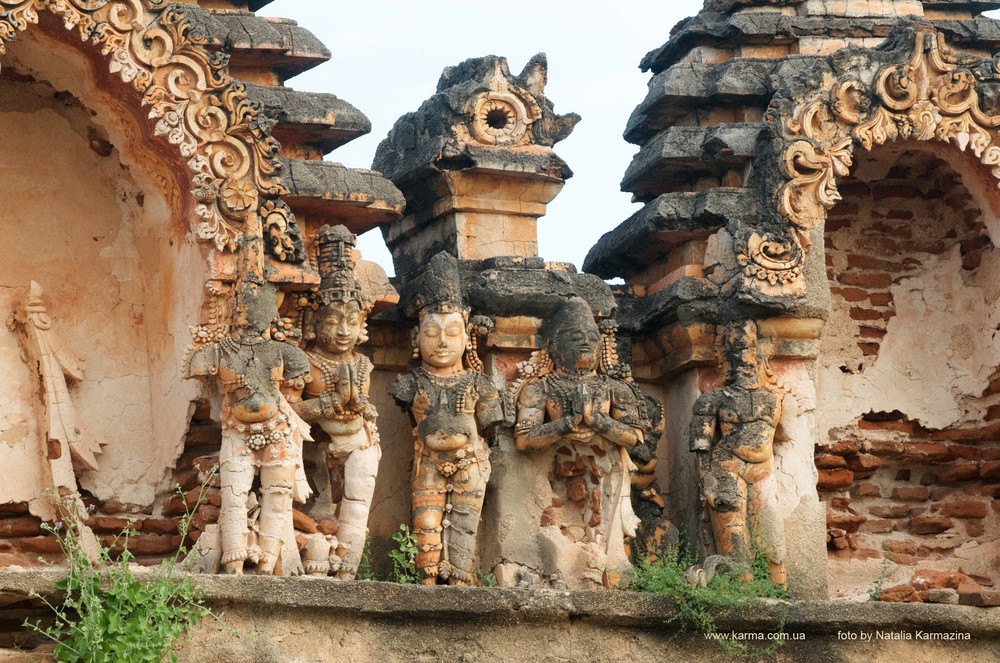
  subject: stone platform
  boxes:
[0,570,997,662]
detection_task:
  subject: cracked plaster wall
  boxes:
[0,28,209,518]
[817,145,1000,598]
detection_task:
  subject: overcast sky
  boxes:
[260,0,703,275]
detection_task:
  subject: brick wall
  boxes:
[818,148,1000,595]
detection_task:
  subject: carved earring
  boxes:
[410,326,420,360]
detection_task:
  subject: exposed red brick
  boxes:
[860,418,915,433]
[868,292,893,306]
[930,488,956,501]
[184,424,221,448]
[850,307,884,322]
[963,250,983,271]
[982,376,1000,397]
[910,515,954,534]
[880,584,922,602]
[831,497,852,510]
[886,539,917,555]
[939,499,987,519]
[870,505,909,519]
[853,483,882,497]
[827,513,866,532]
[817,469,854,491]
[885,209,914,220]
[888,552,919,565]
[946,445,981,461]
[190,505,220,532]
[838,272,893,288]
[818,440,860,456]
[816,455,848,469]
[866,440,903,457]
[839,287,869,302]
[859,326,886,339]
[846,453,881,474]
[901,443,948,462]
[938,463,980,483]
[930,422,1000,441]
[980,461,1000,480]
[847,254,902,271]
[981,484,1000,497]
[293,509,318,534]
[986,405,1000,421]
[88,516,133,533]
[859,342,880,356]
[141,517,182,535]
[892,486,930,501]
[0,517,42,538]
[0,503,29,515]
[966,521,986,537]
[17,535,64,554]
[860,519,892,534]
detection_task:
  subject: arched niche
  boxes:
[0,14,210,516]
[814,137,1000,596]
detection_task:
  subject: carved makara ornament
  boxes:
[776,25,1000,251]
[183,279,312,575]
[389,253,503,585]
[290,225,380,579]
[513,296,647,587]
[690,321,787,587]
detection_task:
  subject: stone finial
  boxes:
[373,54,581,276]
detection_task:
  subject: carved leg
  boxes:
[335,443,380,580]
[703,456,750,565]
[747,462,787,587]
[442,458,490,586]
[256,463,297,575]
[218,446,255,575]
[412,462,445,584]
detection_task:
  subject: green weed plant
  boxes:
[630,545,789,660]
[25,475,217,662]
[388,524,420,584]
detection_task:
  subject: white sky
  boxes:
[260,0,703,275]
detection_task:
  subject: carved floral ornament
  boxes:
[0,0,302,261]
[464,61,541,147]
[778,27,1000,246]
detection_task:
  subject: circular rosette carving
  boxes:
[469,91,537,146]
[219,178,258,219]
[737,232,803,287]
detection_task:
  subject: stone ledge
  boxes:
[1,569,998,633]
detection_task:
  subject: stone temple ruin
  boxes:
[1,0,1000,660]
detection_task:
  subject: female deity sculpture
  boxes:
[513,296,646,587]
[389,252,503,585]
[689,320,787,586]
[183,278,312,575]
[290,225,380,580]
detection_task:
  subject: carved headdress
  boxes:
[314,224,371,312]
[412,252,468,319]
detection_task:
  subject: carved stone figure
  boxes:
[690,320,787,586]
[291,225,380,580]
[8,281,101,556]
[513,296,645,587]
[389,253,503,585]
[183,279,312,575]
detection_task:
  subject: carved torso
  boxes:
[390,368,502,453]
[694,383,782,464]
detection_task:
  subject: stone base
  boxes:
[1,570,999,662]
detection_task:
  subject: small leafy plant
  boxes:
[867,556,892,601]
[355,539,376,581]
[26,477,217,662]
[388,524,419,584]
[630,544,789,660]
[476,570,497,587]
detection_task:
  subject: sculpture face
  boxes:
[550,322,600,372]
[315,300,363,355]
[418,311,467,370]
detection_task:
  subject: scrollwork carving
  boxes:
[0,0,299,261]
[776,27,1000,248]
